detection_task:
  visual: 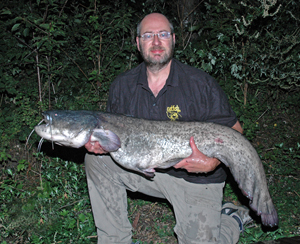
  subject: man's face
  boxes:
[136,14,175,70]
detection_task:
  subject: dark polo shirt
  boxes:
[106,59,237,183]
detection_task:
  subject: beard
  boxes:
[139,39,175,72]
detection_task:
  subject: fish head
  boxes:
[34,110,99,148]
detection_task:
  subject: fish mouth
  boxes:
[34,122,55,151]
[34,112,53,139]
[34,112,66,148]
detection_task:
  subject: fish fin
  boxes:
[260,209,279,227]
[214,154,279,227]
[142,168,156,178]
[90,129,121,152]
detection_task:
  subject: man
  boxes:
[85,13,251,244]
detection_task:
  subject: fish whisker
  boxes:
[38,138,44,152]
[26,119,45,150]
[49,122,54,150]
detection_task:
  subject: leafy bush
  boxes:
[0,0,299,243]
[0,152,96,243]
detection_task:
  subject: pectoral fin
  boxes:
[90,129,121,152]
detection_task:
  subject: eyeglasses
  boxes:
[139,31,172,41]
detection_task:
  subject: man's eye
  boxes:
[160,33,166,37]
[145,34,152,39]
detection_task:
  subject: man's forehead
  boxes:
[140,14,171,33]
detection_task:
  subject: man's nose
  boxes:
[152,34,162,45]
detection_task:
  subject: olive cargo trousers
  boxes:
[85,153,240,244]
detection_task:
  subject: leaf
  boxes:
[17,164,24,171]
[7,168,13,176]
[39,23,49,30]
[78,213,86,222]
[23,28,30,37]
[1,9,12,15]
[189,24,201,32]
[11,23,21,32]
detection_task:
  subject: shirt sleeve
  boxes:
[106,78,120,113]
[204,78,237,127]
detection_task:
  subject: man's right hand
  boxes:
[85,140,108,154]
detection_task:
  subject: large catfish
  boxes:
[34,110,278,227]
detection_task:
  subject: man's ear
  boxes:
[172,33,176,45]
[136,37,140,51]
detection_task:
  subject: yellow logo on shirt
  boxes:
[166,105,182,121]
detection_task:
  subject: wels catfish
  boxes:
[34,110,278,227]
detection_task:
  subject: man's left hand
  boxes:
[173,136,221,173]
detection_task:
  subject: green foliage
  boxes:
[1,0,299,146]
[0,0,138,146]
[0,0,300,243]
[0,153,96,243]
[175,0,300,106]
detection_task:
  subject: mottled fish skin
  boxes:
[34,110,278,227]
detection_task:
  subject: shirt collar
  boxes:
[137,59,179,87]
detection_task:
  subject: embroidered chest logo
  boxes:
[166,105,182,121]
